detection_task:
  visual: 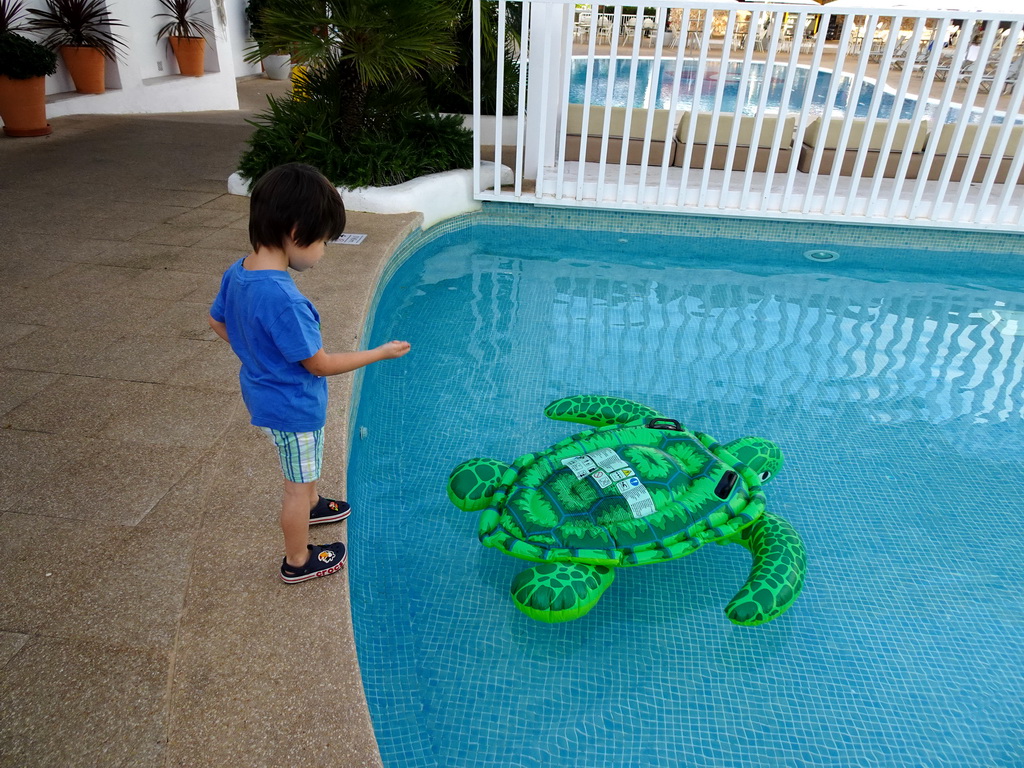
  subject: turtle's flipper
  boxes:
[545,395,665,428]
[447,458,511,512]
[510,562,615,622]
[723,511,806,626]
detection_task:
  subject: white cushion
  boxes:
[566,103,672,139]
[803,117,929,151]
[932,122,1024,156]
[676,111,796,146]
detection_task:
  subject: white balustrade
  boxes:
[474,1,1024,232]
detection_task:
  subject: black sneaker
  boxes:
[310,496,351,525]
[280,542,347,583]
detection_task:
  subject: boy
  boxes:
[208,163,411,583]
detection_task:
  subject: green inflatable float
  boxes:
[446,395,806,626]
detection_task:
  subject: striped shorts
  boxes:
[260,427,324,483]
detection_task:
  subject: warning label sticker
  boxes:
[588,447,629,472]
[560,448,656,519]
[561,455,598,479]
[618,477,656,518]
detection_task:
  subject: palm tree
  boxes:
[246,0,461,133]
[421,0,521,115]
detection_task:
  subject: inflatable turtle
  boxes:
[446,395,806,626]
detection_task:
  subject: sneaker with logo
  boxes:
[310,496,351,525]
[280,542,347,583]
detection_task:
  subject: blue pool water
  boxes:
[570,57,989,123]
[349,211,1024,768]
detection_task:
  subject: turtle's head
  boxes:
[722,437,784,484]
[447,458,511,512]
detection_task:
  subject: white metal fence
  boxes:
[472,1,1024,231]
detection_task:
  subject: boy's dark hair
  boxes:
[248,163,346,251]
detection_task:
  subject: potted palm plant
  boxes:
[154,0,214,78]
[27,0,126,95]
[0,0,57,136]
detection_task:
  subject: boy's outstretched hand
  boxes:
[377,340,411,359]
[301,340,411,377]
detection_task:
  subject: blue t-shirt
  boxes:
[210,258,327,432]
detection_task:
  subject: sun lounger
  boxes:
[924,122,1024,184]
[978,55,1022,94]
[670,111,796,171]
[797,117,929,178]
[563,103,674,165]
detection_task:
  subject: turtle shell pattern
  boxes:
[477,422,767,567]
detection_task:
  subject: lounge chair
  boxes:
[670,111,797,172]
[753,21,771,53]
[978,55,1022,94]
[956,58,980,86]
[797,117,929,178]
[935,53,974,82]
[563,103,674,165]
[891,38,929,71]
[924,122,1024,184]
[884,36,912,68]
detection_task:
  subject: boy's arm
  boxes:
[208,315,229,343]
[301,340,411,377]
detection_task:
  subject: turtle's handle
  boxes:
[544,395,666,427]
[647,418,683,431]
[723,510,806,626]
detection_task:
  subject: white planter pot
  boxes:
[263,53,292,81]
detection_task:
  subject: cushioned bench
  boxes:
[670,111,797,171]
[924,123,1024,184]
[563,103,673,165]
[797,117,929,178]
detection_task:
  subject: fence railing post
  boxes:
[523,2,570,181]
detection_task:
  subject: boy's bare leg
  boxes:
[282,479,315,566]
[307,479,319,511]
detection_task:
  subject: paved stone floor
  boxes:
[0,77,418,768]
[8,48,998,768]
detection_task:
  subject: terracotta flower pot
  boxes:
[61,45,106,94]
[170,37,206,77]
[0,75,52,137]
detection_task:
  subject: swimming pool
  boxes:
[348,207,1024,768]
[570,57,988,123]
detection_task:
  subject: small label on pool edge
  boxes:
[332,233,367,245]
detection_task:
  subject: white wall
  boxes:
[14,0,247,117]
[225,0,263,79]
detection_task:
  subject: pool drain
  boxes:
[804,248,840,263]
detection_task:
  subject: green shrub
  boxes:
[236,0,473,188]
[421,0,521,116]
[239,93,472,189]
[0,31,58,79]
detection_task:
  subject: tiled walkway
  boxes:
[0,78,418,768]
